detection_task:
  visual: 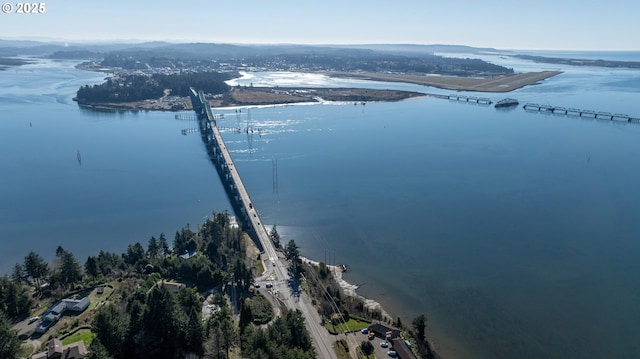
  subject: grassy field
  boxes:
[61,328,96,346]
[21,343,33,358]
[86,285,114,311]
[325,317,371,334]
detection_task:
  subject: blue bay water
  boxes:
[2,54,640,359]
[0,60,230,270]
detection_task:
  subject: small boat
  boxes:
[494,98,519,108]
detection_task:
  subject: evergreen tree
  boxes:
[85,256,99,278]
[11,263,25,284]
[360,340,374,356]
[142,285,181,357]
[147,236,159,259]
[412,314,427,341]
[0,310,21,359]
[269,225,281,248]
[184,307,204,355]
[92,304,127,358]
[23,251,49,294]
[285,240,302,275]
[173,231,188,255]
[158,233,170,256]
[53,247,83,288]
[0,275,32,318]
[87,339,113,359]
[123,242,146,267]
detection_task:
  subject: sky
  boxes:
[1,0,639,50]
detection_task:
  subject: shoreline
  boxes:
[301,256,393,321]
[73,69,562,112]
[75,86,426,112]
[301,256,444,358]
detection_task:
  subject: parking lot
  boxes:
[358,330,398,358]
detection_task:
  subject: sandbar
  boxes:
[326,70,562,92]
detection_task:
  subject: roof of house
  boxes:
[390,338,417,359]
[180,250,197,259]
[64,340,87,358]
[50,302,66,315]
[31,339,87,359]
[158,280,186,293]
[47,338,63,355]
[368,323,401,339]
[62,297,90,311]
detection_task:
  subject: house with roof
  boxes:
[390,338,417,359]
[32,338,87,359]
[157,280,186,293]
[368,322,401,340]
[62,297,90,312]
[35,296,91,334]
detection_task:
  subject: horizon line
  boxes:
[1,37,639,53]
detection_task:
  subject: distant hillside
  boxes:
[328,44,504,55]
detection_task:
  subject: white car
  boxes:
[387,350,397,357]
[28,316,39,324]
[380,341,389,348]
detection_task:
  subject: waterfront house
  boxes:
[390,337,417,359]
[35,296,91,334]
[368,323,401,340]
[62,297,91,312]
[32,338,87,359]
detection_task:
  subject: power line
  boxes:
[272,158,278,194]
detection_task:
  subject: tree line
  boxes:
[75,72,233,103]
[0,211,316,359]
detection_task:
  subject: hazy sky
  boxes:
[1,0,638,50]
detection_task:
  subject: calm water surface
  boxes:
[2,55,640,359]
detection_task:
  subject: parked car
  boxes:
[28,316,39,324]
[388,350,397,357]
[361,328,369,334]
[380,341,389,348]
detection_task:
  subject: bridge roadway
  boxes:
[190,89,338,359]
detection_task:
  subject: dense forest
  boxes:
[75,72,234,103]
[0,212,316,359]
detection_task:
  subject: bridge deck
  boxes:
[190,89,337,359]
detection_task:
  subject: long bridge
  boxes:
[189,88,338,359]
[523,103,640,123]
